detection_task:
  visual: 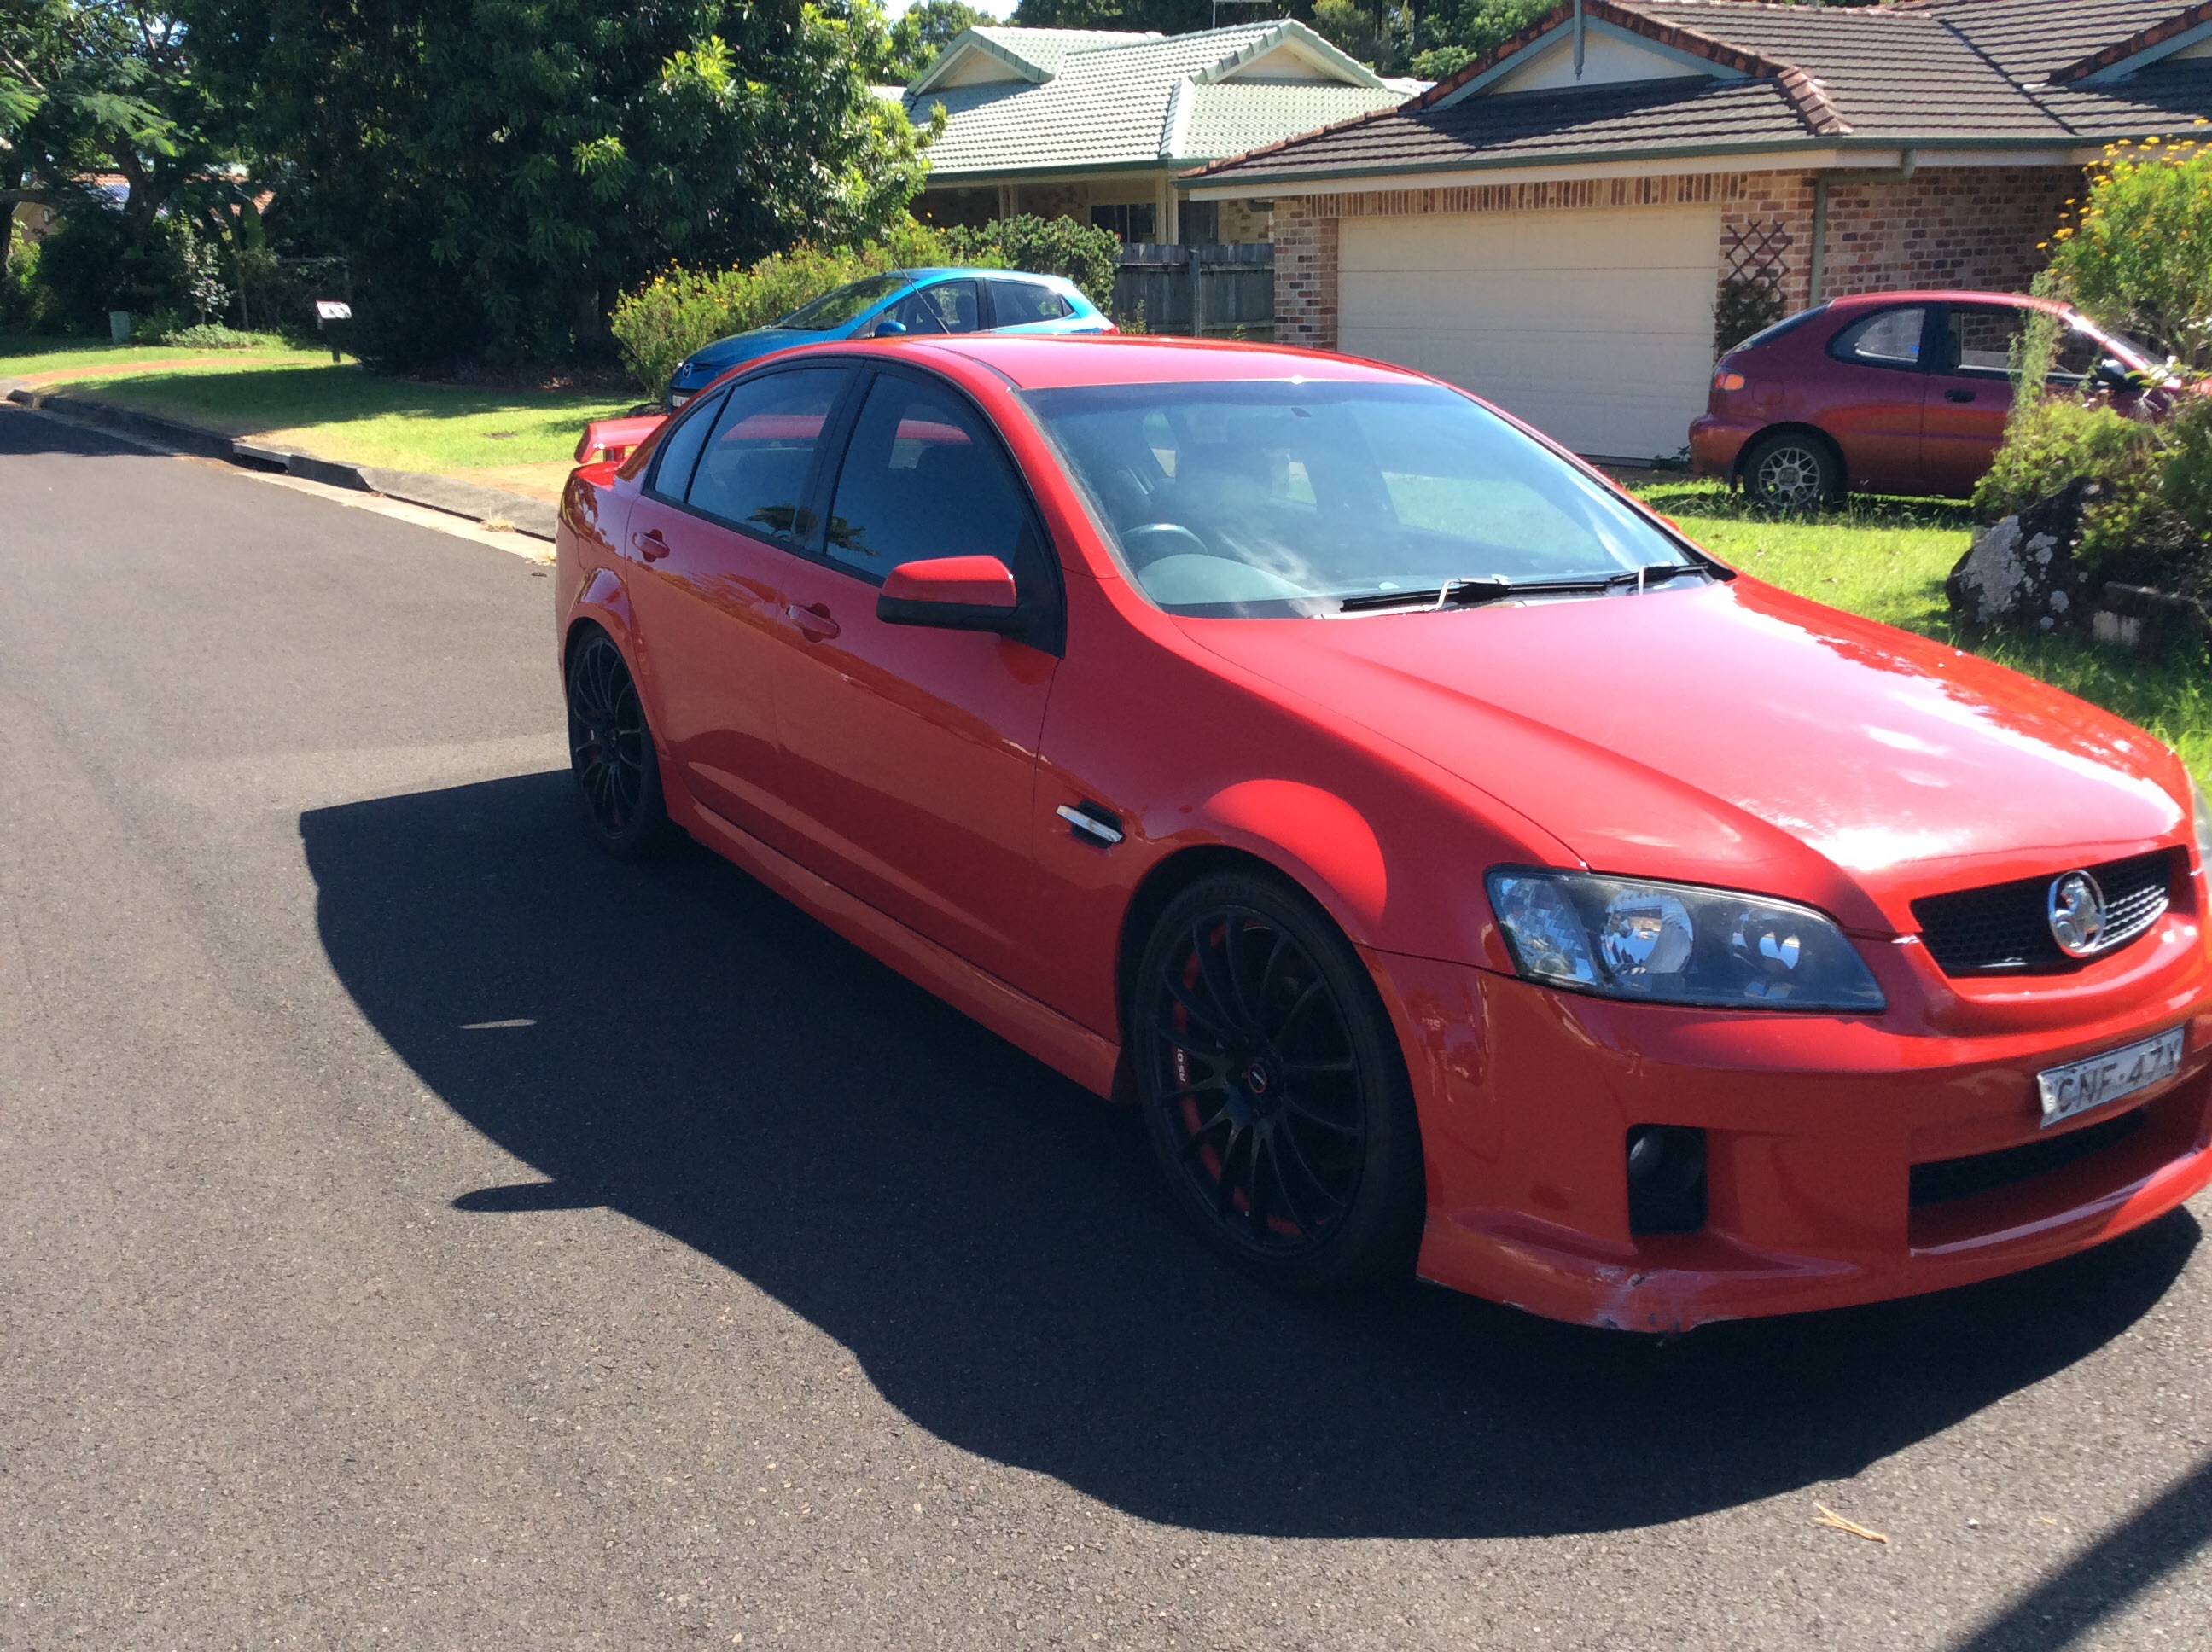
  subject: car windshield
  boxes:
[774,276,906,332]
[1024,380,1697,617]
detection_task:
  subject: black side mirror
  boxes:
[2093,358,2140,391]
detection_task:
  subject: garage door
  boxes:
[1339,204,1721,462]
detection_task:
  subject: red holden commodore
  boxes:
[557,334,2212,1331]
[1691,289,2162,510]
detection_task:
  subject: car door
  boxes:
[1814,303,1933,492]
[620,365,851,849]
[1920,302,2023,497]
[765,365,1063,984]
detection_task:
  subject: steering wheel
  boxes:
[1116,521,1208,568]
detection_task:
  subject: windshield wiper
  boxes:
[1339,562,1710,614]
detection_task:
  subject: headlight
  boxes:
[2192,778,2212,866]
[1486,869,1885,1012]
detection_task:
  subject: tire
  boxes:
[1132,871,1424,1293]
[565,627,672,860]
[1742,429,1842,513]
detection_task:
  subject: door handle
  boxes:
[632,528,672,561]
[787,601,840,641]
[1944,389,1976,403]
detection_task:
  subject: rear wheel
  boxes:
[1132,872,1423,1292]
[565,627,671,859]
[1743,429,1841,513]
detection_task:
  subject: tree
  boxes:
[879,0,992,83]
[180,0,936,367]
[2052,137,2212,373]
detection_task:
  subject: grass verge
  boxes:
[1640,480,2212,784]
[2,339,633,482]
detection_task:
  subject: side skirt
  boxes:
[680,794,1121,1099]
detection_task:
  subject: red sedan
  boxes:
[1691,290,2160,510]
[557,334,2212,1331]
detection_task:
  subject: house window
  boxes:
[1179,200,1219,246]
[1091,202,1156,243]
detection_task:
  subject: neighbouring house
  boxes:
[1183,0,2212,461]
[904,21,1423,246]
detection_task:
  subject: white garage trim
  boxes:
[1337,202,1723,462]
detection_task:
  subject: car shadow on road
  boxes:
[303,770,2201,1541]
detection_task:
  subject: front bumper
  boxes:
[1371,921,2212,1330]
[1689,414,1761,482]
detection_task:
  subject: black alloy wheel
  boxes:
[1742,429,1842,513]
[565,627,671,859]
[1133,873,1423,1292]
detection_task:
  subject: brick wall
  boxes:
[1814,166,2080,298]
[1272,164,2081,352]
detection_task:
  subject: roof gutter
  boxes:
[1182,130,2164,195]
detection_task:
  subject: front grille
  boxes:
[1912,848,2177,975]
[1909,1108,2145,1207]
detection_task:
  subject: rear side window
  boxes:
[684,368,848,542]
[646,388,726,501]
[1734,303,1829,352]
[1944,305,2023,378]
[1830,306,1928,369]
[823,375,1032,583]
[989,279,1075,325]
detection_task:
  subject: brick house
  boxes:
[1183,0,2212,460]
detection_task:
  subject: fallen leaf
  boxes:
[1813,1502,1889,1544]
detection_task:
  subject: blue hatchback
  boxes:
[664,267,1114,409]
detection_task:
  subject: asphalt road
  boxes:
[2,402,2209,1651]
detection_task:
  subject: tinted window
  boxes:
[684,369,847,542]
[884,280,981,334]
[1831,306,1927,368]
[646,387,726,501]
[1736,303,1830,352]
[989,279,1074,325]
[1027,381,1691,618]
[824,375,1030,582]
[2054,326,2110,381]
[1945,305,2024,378]
[776,276,904,331]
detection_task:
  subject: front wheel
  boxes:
[565,627,672,860]
[1742,429,1842,513]
[1132,872,1423,1292]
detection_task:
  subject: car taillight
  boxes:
[1714,369,1746,392]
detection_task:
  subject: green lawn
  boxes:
[2,339,632,475]
[1639,480,2212,784]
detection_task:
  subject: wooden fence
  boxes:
[1110,243,1274,340]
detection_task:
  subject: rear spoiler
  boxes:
[575,414,667,467]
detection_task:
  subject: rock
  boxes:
[1946,477,2104,631]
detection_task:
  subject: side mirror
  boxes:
[876,556,1023,632]
[2093,357,2140,391]
[872,319,908,338]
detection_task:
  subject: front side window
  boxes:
[684,369,848,543]
[990,279,1075,325]
[824,375,1033,583]
[1025,381,1693,618]
[775,276,905,332]
[884,280,981,335]
[1831,305,1928,369]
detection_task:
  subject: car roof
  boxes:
[882,333,1429,390]
[904,266,1074,285]
[1824,289,2075,316]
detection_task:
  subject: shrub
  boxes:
[1,219,51,332]
[2159,394,2212,539]
[942,214,1119,308]
[2051,137,2212,372]
[144,321,270,350]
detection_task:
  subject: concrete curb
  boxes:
[3,380,560,542]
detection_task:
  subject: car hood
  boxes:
[681,329,820,380]
[1179,576,2186,933]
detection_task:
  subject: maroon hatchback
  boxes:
[1691,290,2159,510]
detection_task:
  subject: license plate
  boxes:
[2037,1027,2185,1128]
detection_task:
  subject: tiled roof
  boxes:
[905,22,1408,178]
[1188,0,2212,187]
